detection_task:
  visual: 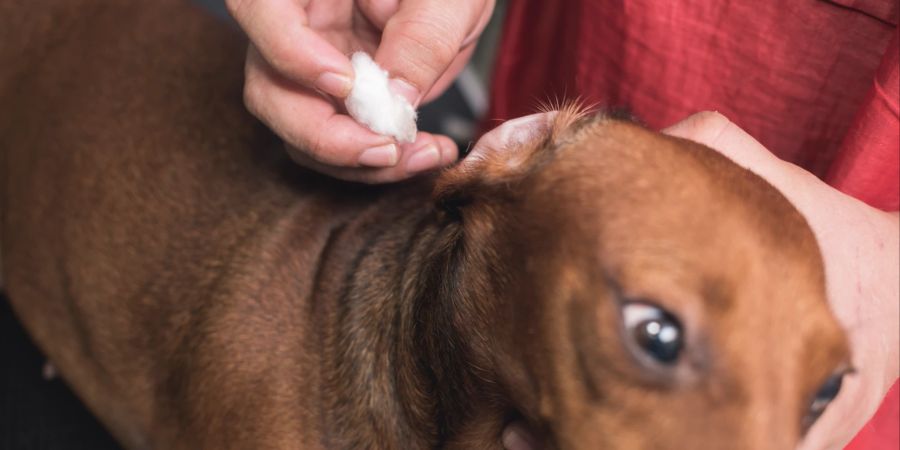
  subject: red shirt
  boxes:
[487,0,899,447]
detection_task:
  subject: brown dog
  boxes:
[1,1,850,449]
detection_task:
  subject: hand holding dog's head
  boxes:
[432,108,850,450]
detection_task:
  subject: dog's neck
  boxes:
[312,186,506,449]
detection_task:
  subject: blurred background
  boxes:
[0,1,507,449]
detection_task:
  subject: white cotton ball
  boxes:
[344,52,418,143]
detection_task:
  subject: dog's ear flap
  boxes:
[433,112,557,217]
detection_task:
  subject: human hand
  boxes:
[663,112,899,450]
[226,0,496,183]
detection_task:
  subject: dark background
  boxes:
[1,298,121,450]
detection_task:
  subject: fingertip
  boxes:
[434,135,459,166]
[661,111,731,141]
[405,144,441,174]
[399,133,441,175]
[358,143,400,168]
[389,78,421,107]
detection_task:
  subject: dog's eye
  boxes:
[622,303,683,364]
[803,373,845,429]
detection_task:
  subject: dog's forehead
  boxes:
[497,116,832,319]
[521,118,839,337]
[535,119,821,261]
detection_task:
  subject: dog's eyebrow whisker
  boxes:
[460,140,476,157]
[541,101,606,145]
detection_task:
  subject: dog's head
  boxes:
[432,107,849,449]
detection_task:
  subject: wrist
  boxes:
[845,207,899,394]
[871,211,899,385]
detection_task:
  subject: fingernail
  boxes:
[359,144,398,167]
[316,72,353,98]
[406,145,441,174]
[389,78,421,106]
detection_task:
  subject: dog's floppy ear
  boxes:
[434,105,596,216]
[434,112,557,215]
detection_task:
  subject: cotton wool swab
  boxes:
[344,52,418,143]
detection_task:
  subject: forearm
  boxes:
[866,211,899,385]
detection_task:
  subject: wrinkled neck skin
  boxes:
[312,186,506,450]
[313,113,558,449]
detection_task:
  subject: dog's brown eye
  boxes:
[622,303,683,364]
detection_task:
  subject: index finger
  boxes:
[226,0,354,97]
[374,0,493,104]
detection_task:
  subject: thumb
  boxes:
[373,0,486,105]
[661,111,735,149]
[662,111,780,172]
[663,111,821,212]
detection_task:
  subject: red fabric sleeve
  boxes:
[826,30,900,211]
[846,380,900,450]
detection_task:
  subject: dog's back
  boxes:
[0,1,359,447]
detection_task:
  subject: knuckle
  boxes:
[304,126,347,165]
[322,116,377,165]
[261,41,294,75]
[306,135,329,161]
[261,45,312,85]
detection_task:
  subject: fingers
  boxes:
[245,46,396,168]
[661,111,735,150]
[226,0,354,98]
[230,0,468,182]
[286,132,459,184]
[248,45,457,182]
[357,0,400,30]
[374,0,495,104]
[424,44,476,104]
